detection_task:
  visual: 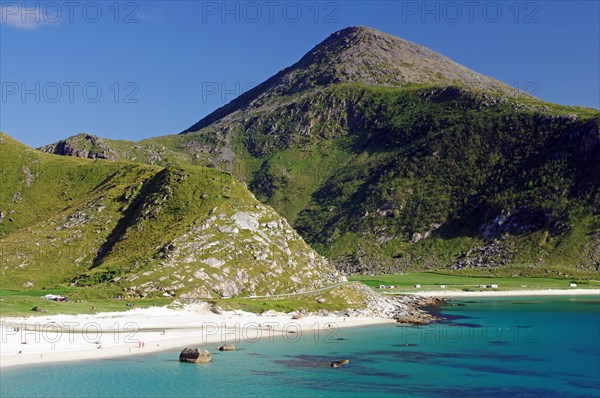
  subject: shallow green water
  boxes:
[1,296,598,397]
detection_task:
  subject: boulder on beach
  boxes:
[291,314,303,320]
[179,348,211,363]
[218,344,236,351]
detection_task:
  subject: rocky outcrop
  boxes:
[335,284,440,323]
[218,344,236,351]
[582,232,600,271]
[453,238,513,270]
[479,209,549,239]
[571,120,600,156]
[135,198,345,299]
[395,311,437,325]
[179,348,211,363]
[40,134,118,160]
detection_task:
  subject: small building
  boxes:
[440,285,446,289]
[478,285,487,289]
[378,285,386,289]
[490,284,499,289]
[569,283,577,287]
[415,284,421,288]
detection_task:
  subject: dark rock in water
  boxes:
[395,311,436,325]
[179,348,211,363]
[330,359,350,368]
[218,344,236,351]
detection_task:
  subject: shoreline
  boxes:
[0,304,394,370]
[396,288,600,298]
[2,289,598,369]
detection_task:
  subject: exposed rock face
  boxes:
[141,199,344,299]
[479,208,552,239]
[40,134,118,160]
[179,348,211,363]
[453,238,513,270]
[582,233,600,271]
[411,223,442,243]
[572,120,600,156]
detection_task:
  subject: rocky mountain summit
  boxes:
[182,26,517,133]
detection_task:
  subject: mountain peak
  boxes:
[182,26,515,133]
[296,25,511,89]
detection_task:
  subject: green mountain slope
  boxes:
[38,27,600,276]
[0,132,368,304]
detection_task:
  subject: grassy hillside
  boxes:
[37,85,600,277]
[1,133,362,305]
[36,27,600,277]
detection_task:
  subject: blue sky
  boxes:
[1,0,598,148]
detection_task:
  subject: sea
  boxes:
[1,296,599,398]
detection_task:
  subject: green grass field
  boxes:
[0,289,174,317]
[349,272,600,293]
[0,284,366,317]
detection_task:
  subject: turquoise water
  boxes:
[1,296,599,397]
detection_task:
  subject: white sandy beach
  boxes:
[406,288,600,298]
[0,303,393,369]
